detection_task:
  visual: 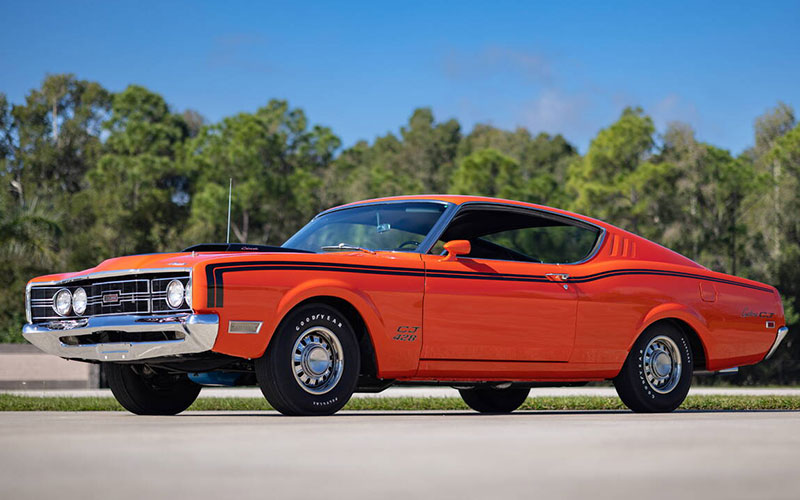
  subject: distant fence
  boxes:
[0,344,101,389]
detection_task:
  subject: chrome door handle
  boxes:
[545,273,569,282]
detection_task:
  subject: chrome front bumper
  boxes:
[22,313,219,362]
[765,326,790,360]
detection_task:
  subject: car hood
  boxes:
[28,251,312,284]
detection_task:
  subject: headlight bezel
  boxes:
[53,288,72,317]
[166,279,185,309]
[184,279,193,308]
[72,287,88,316]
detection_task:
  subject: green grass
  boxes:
[2,394,800,412]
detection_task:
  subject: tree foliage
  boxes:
[2,74,800,384]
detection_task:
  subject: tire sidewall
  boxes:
[266,304,360,415]
[106,363,201,415]
[626,324,693,412]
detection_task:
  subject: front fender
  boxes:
[209,275,423,378]
[268,278,386,355]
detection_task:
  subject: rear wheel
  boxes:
[614,322,693,413]
[459,386,530,413]
[255,303,360,416]
[105,363,201,415]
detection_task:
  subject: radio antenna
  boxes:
[226,178,232,244]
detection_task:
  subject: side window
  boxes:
[481,225,599,264]
[432,206,600,264]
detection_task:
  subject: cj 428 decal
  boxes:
[394,326,419,342]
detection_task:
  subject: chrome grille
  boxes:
[29,272,191,322]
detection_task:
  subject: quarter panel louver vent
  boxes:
[607,234,637,258]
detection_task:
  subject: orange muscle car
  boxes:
[23,195,787,415]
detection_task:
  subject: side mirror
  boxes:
[441,240,471,262]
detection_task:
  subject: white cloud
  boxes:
[519,89,590,136]
[651,93,700,129]
[442,45,552,84]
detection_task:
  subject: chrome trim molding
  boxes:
[420,200,607,265]
[765,326,789,360]
[695,366,740,376]
[228,320,263,334]
[298,199,454,255]
[25,282,32,324]
[28,269,193,322]
[22,313,219,362]
[313,198,451,220]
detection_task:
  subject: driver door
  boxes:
[420,204,600,362]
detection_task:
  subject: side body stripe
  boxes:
[204,260,773,307]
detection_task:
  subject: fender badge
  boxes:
[742,308,775,319]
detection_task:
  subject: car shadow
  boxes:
[174,408,800,418]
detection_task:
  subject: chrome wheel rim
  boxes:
[643,335,682,394]
[292,326,344,395]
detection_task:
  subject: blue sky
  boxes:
[2,1,798,154]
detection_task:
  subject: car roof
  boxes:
[329,194,612,230]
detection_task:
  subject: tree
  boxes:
[82,85,190,259]
[0,193,60,342]
[566,107,656,233]
[183,100,340,245]
[657,124,768,275]
[9,74,110,201]
[456,125,576,207]
[748,103,798,260]
[458,126,577,184]
[327,108,461,204]
[0,93,12,171]
[450,149,523,199]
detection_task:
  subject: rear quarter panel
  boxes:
[571,231,783,373]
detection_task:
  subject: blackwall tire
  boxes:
[613,322,693,413]
[255,303,360,416]
[105,363,201,415]
[459,386,530,413]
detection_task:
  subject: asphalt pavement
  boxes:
[1,410,799,500]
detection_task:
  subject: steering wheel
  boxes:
[396,240,421,250]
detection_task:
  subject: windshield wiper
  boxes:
[320,243,376,254]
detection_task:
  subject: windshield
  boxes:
[283,202,449,253]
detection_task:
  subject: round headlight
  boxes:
[184,279,192,308]
[166,279,185,309]
[53,289,72,316]
[72,287,87,315]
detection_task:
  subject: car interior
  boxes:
[432,205,601,264]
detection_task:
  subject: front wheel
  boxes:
[614,323,693,413]
[105,363,201,415]
[255,303,360,416]
[459,386,530,413]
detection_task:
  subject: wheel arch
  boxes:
[635,304,710,371]
[262,281,384,378]
[282,296,379,378]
